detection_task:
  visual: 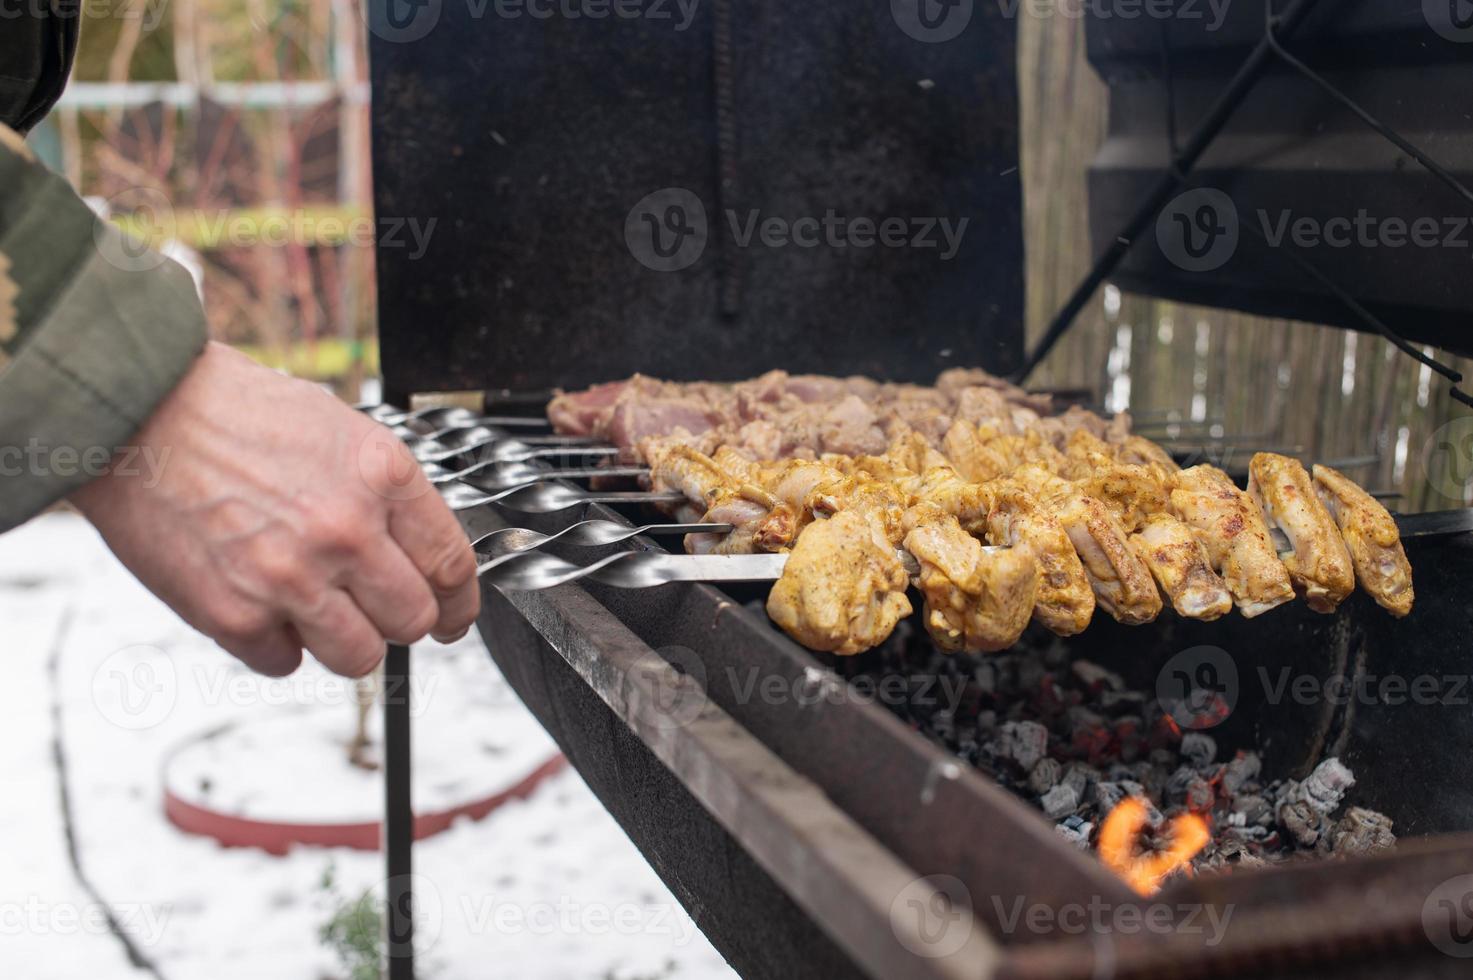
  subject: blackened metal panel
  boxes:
[370,0,1024,393]
[1085,5,1473,356]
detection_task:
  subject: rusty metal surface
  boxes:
[370,0,1024,394]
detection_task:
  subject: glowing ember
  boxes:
[1098,798,1211,896]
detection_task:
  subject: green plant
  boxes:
[318,864,385,980]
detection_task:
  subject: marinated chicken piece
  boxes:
[983,480,1095,635]
[644,442,735,508]
[942,419,1012,484]
[1128,514,1233,621]
[1013,465,1162,625]
[1312,465,1414,617]
[766,510,912,655]
[1248,453,1355,614]
[1170,465,1294,618]
[1062,435,1170,533]
[903,505,1039,653]
[1115,434,1181,479]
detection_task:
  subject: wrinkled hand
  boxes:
[71,342,480,677]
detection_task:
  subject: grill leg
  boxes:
[384,643,414,980]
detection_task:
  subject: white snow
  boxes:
[0,513,737,980]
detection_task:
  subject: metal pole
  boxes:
[384,643,414,980]
[1013,0,1330,383]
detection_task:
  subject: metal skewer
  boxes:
[413,437,623,465]
[390,424,601,450]
[440,480,685,514]
[360,404,553,429]
[423,459,649,489]
[471,520,736,554]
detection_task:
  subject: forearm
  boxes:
[0,124,207,531]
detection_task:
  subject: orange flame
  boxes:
[1098,798,1211,896]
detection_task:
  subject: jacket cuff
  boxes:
[0,225,207,531]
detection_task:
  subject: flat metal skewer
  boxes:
[471,521,736,555]
[423,459,649,489]
[414,437,623,465]
[360,404,553,429]
[440,480,685,514]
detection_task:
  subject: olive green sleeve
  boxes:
[0,124,208,531]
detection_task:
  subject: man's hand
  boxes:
[70,342,480,677]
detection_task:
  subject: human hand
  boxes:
[71,342,479,677]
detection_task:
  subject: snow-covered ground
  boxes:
[0,513,737,980]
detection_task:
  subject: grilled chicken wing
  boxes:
[942,419,1012,484]
[765,510,912,655]
[902,505,1040,653]
[982,480,1095,635]
[1312,464,1414,617]
[1170,465,1294,618]
[1248,453,1355,614]
[1013,464,1162,625]
[1128,514,1234,621]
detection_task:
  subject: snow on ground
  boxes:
[0,513,737,980]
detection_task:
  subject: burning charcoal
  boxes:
[1289,758,1356,815]
[1279,798,1331,849]
[1054,817,1092,850]
[1179,732,1217,769]
[973,661,998,695]
[1017,657,1047,691]
[1070,660,1124,693]
[994,721,1049,772]
[1028,757,1062,795]
[1099,688,1146,716]
[1112,715,1144,763]
[1221,752,1262,795]
[1061,763,1097,801]
[976,710,997,734]
[1041,782,1081,819]
[1231,793,1274,828]
[1330,807,1395,856]
[1093,781,1128,813]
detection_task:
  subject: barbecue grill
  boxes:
[364,2,1473,977]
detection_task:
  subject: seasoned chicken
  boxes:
[1128,514,1233,621]
[765,510,912,655]
[1170,465,1294,618]
[1248,453,1355,614]
[902,505,1040,653]
[645,441,733,508]
[942,419,1012,484]
[982,480,1095,635]
[1115,434,1181,480]
[1013,465,1162,625]
[1313,464,1414,617]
